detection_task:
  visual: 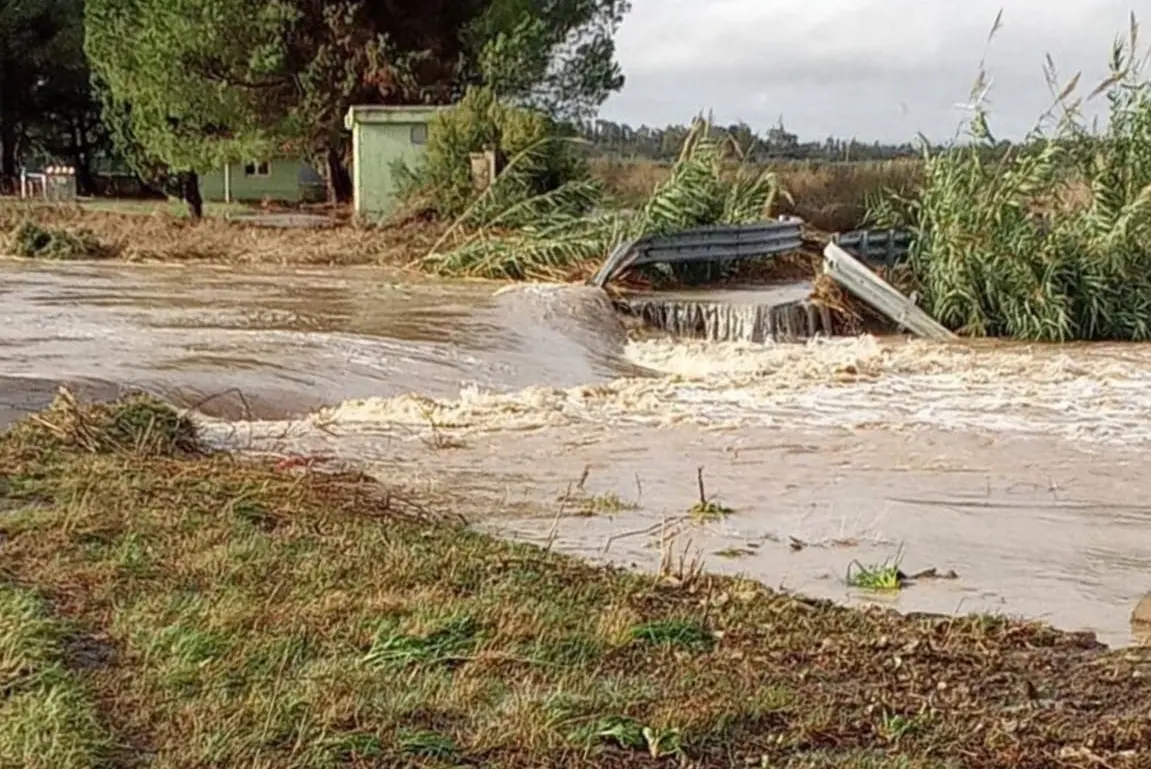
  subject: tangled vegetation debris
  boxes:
[1,395,1149,767]
[6,388,200,457]
[7,221,115,260]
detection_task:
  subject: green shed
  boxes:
[200,158,326,204]
[344,105,453,220]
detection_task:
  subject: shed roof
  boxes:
[344,105,454,130]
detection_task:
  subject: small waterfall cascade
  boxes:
[615,283,834,343]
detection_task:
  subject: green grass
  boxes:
[0,391,1149,767]
[0,587,111,769]
[81,198,249,219]
[846,556,906,591]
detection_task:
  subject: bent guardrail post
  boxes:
[590,236,644,289]
[822,242,956,341]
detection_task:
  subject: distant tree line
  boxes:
[574,118,1029,163]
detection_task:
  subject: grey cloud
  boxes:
[601,0,1140,142]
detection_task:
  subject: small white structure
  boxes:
[19,166,78,202]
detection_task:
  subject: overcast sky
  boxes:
[599,0,1143,143]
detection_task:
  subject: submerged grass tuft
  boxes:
[846,543,907,591]
[688,466,734,521]
[846,556,906,591]
[556,466,640,516]
[1,394,1149,767]
[4,386,200,457]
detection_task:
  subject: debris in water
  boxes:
[687,467,734,521]
[823,242,956,340]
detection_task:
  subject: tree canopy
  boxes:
[0,0,103,188]
[472,0,630,121]
[84,0,633,210]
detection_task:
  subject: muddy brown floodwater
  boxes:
[5,259,1151,647]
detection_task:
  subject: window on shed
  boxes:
[410,124,428,145]
[243,160,271,177]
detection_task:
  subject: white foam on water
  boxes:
[197,332,1151,449]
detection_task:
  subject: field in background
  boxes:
[589,157,923,233]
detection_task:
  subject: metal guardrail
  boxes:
[589,218,914,288]
[589,217,804,288]
[823,242,955,341]
[832,228,912,268]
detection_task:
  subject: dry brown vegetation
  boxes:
[2,392,1150,769]
[0,202,444,266]
[590,157,923,233]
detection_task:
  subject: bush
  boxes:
[394,86,596,226]
[871,27,1151,341]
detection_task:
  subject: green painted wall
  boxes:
[353,123,425,218]
[200,159,325,203]
[347,106,451,220]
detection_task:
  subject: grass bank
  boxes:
[1,391,1149,768]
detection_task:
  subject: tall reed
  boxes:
[871,13,1151,341]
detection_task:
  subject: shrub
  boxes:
[394,86,596,225]
[423,118,788,281]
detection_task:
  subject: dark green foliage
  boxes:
[470,0,631,121]
[0,0,108,186]
[84,0,631,206]
[395,85,595,223]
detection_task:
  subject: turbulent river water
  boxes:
[4,260,1151,647]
